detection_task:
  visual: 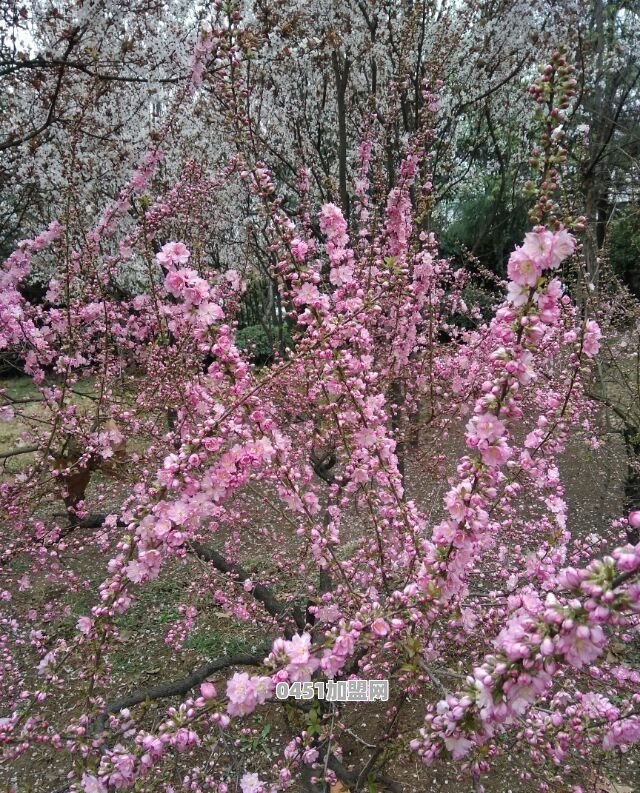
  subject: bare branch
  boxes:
[0,445,39,460]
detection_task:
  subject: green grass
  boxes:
[53,590,97,639]
[184,629,252,658]
[115,574,188,631]
[0,375,40,400]
[0,376,101,477]
[0,376,41,455]
[109,571,253,675]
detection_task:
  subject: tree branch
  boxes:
[327,752,403,793]
[0,445,39,460]
[99,649,268,722]
[189,541,307,635]
[0,30,79,151]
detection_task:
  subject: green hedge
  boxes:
[235,324,293,366]
[610,210,640,297]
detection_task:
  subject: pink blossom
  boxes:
[506,282,529,307]
[171,728,199,752]
[295,282,321,305]
[467,413,505,442]
[355,427,378,448]
[445,488,468,522]
[285,632,312,665]
[284,739,300,760]
[287,657,320,682]
[290,237,309,262]
[227,672,257,716]
[613,544,640,572]
[329,264,354,286]
[0,406,14,421]
[183,278,210,306]
[504,675,546,715]
[318,203,348,245]
[302,747,319,764]
[303,492,320,515]
[550,228,575,265]
[628,511,640,530]
[316,603,341,623]
[507,249,541,287]
[251,676,273,705]
[17,574,30,591]
[108,746,136,788]
[196,301,224,324]
[200,681,217,699]
[582,320,602,357]
[156,242,191,267]
[81,774,108,793]
[164,269,189,296]
[77,616,93,635]
[126,550,161,583]
[557,624,606,668]
[536,279,562,324]
[371,618,390,637]
[521,229,556,265]
[240,772,264,793]
[603,716,640,751]
[479,439,511,467]
[444,735,474,759]
[225,269,243,291]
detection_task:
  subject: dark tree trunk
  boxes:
[332,51,351,220]
[623,427,640,545]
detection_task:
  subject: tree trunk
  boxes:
[623,427,640,545]
[332,51,351,219]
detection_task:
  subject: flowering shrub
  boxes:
[0,15,638,793]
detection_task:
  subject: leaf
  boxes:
[330,783,348,793]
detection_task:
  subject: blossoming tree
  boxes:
[0,5,639,793]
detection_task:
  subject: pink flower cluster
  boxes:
[268,632,321,682]
[319,203,355,287]
[155,246,225,328]
[414,544,640,764]
[189,26,216,88]
[156,241,191,267]
[507,228,574,288]
[603,716,640,751]
[226,672,274,716]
